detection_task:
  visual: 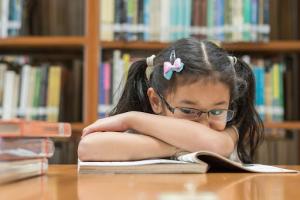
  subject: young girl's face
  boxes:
[158,79,231,131]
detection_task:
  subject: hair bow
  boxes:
[163,58,184,80]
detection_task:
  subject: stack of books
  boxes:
[0,119,71,184]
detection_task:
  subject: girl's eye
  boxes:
[179,108,196,114]
[210,109,224,116]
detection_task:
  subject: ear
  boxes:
[147,87,163,114]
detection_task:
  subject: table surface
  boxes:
[0,165,300,200]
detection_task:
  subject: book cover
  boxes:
[0,158,48,184]
[78,151,298,174]
[78,158,208,174]
[0,119,71,137]
[0,138,54,160]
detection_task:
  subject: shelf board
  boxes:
[100,40,300,52]
[222,41,300,52]
[0,36,85,48]
[101,41,168,50]
[71,122,87,133]
[264,122,300,130]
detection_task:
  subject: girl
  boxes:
[78,38,264,164]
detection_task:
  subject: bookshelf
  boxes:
[0,0,300,132]
[0,37,85,47]
[101,40,300,53]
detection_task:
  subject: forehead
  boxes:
[167,79,230,107]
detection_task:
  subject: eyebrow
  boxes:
[179,100,228,106]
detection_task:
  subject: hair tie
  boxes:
[228,56,237,66]
[146,55,156,67]
[146,55,156,80]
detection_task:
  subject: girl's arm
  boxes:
[78,132,179,161]
[83,112,238,157]
[126,112,237,157]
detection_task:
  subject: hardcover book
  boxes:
[0,158,48,184]
[0,138,54,160]
[0,119,71,137]
[78,151,298,174]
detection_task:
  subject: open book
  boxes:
[78,151,299,174]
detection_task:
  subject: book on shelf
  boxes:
[100,0,271,42]
[78,151,298,174]
[0,119,71,137]
[0,138,54,160]
[1,0,84,37]
[0,158,47,184]
[242,56,285,122]
[0,57,83,122]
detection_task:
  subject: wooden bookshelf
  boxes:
[101,41,168,50]
[0,37,85,48]
[264,122,300,130]
[100,40,300,53]
[71,123,87,132]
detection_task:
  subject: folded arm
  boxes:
[82,111,238,159]
[125,112,238,157]
[78,132,179,161]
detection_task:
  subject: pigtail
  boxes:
[109,59,154,115]
[233,58,264,163]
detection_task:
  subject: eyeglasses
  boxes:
[157,92,235,122]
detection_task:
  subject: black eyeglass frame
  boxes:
[156,92,235,122]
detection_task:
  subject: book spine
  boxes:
[160,0,170,42]
[112,50,123,105]
[0,120,71,137]
[2,71,16,119]
[0,0,9,37]
[137,0,144,40]
[243,0,252,41]
[18,64,31,118]
[250,0,258,41]
[215,0,225,41]
[0,63,8,114]
[0,138,55,160]
[206,0,215,40]
[224,0,232,41]
[143,0,150,41]
[0,158,48,184]
[98,63,106,118]
[183,0,192,39]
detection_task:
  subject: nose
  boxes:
[194,113,210,127]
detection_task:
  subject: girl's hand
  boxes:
[82,112,133,137]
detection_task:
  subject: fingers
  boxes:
[82,119,102,137]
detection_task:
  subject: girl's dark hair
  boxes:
[110,38,264,163]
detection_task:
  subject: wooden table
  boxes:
[0,165,299,200]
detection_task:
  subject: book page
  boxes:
[176,152,205,163]
[78,159,188,167]
[242,164,299,173]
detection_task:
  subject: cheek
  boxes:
[161,109,174,117]
[209,121,227,131]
